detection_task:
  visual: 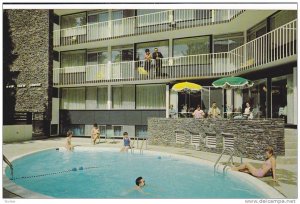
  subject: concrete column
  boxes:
[287,74,293,124]
[234,90,243,111]
[287,67,298,124]
[170,90,178,113]
[108,46,112,79]
[226,89,232,111]
[169,38,173,58]
[166,84,170,118]
[293,67,297,124]
[266,77,272,118]
[108,85,112,109]
[243,30,247,65]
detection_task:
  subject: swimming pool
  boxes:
[4,147,283,198]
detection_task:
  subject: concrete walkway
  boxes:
[3,137,297,198]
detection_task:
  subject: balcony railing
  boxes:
[53,19,297,87]
[53,9,244,47]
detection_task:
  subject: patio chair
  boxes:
[175,130,186,144]
[190,133,205,151]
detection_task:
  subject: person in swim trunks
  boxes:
[231,146,277,181]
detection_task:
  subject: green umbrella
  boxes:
[212,76,254,89]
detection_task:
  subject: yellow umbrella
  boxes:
[172,82,202,93]
[172,82,202,111]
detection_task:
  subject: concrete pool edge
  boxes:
[3,146,285,199]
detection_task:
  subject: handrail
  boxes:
[214,147,234,172]
[130,137,137,154]
[222,148,243,173]
[230,19,297,53]
[214,148,244,174]
[53,19,297,87]
[54,9,245,47]
[3,155,13,179]
[139,138,146,154]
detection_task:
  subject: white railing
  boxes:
[53,9,244,47]
[53,19,297,87]
[230,19,297,74]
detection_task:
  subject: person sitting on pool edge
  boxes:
[120,132,133,152]
[231,146,277,181]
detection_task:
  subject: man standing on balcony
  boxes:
[152,48,163,77]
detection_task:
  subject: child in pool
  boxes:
[120,132,132,152]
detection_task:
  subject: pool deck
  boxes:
[2,137,298,199]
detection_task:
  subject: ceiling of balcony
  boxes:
[54,9,93,16]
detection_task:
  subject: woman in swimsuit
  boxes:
[65,130,74,151]
[231,146,277,181]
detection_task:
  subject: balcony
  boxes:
[53,9,244,47]
[53,19,297,87]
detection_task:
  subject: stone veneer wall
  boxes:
[148,118,285,160]
[5,10,53,137]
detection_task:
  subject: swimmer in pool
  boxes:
[231,146,277,181]
[134,176,149,194]
[134,176,146,193]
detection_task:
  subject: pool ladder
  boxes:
[3,155,14,179]
[213,148,243,174]
[130,137,147,154]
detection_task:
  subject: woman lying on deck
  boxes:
[231,146,277,181]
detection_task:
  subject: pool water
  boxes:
[6,148,267,198]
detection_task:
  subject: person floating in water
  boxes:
[231,146,277,181]
[65,130,74,151]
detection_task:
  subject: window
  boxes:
[87,50,108,65]
[99,125,106,137]
[135,125,148,138]
[61,12,87,29]
[61,50,86,68]
[271,76,287,119]
[97,87,108,109]
[173,36,210,57]
[112,85,135,109]
[213,33,244,53]
[270,10,297,30]
[136,84,166,109]
[88,11,108,24]
[136,40,168,61]
[113,126,123,137]
[62,125,85,136]
[86,87,97,109]
[61,88,85,110]
[247,20,267,42]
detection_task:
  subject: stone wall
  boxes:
[148,118,285,160]
[4,10,53,137]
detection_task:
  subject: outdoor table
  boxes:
[179,112,193,118]
[223,112,241,118]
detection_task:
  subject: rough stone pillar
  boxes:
[4,9,53,138]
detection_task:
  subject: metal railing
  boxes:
[230,19,297,74]
[53,9,244,47]
[214,148,243,174]
[3,155,14,179]
[53,19,297,87]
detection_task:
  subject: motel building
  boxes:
[3,7,297,140]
